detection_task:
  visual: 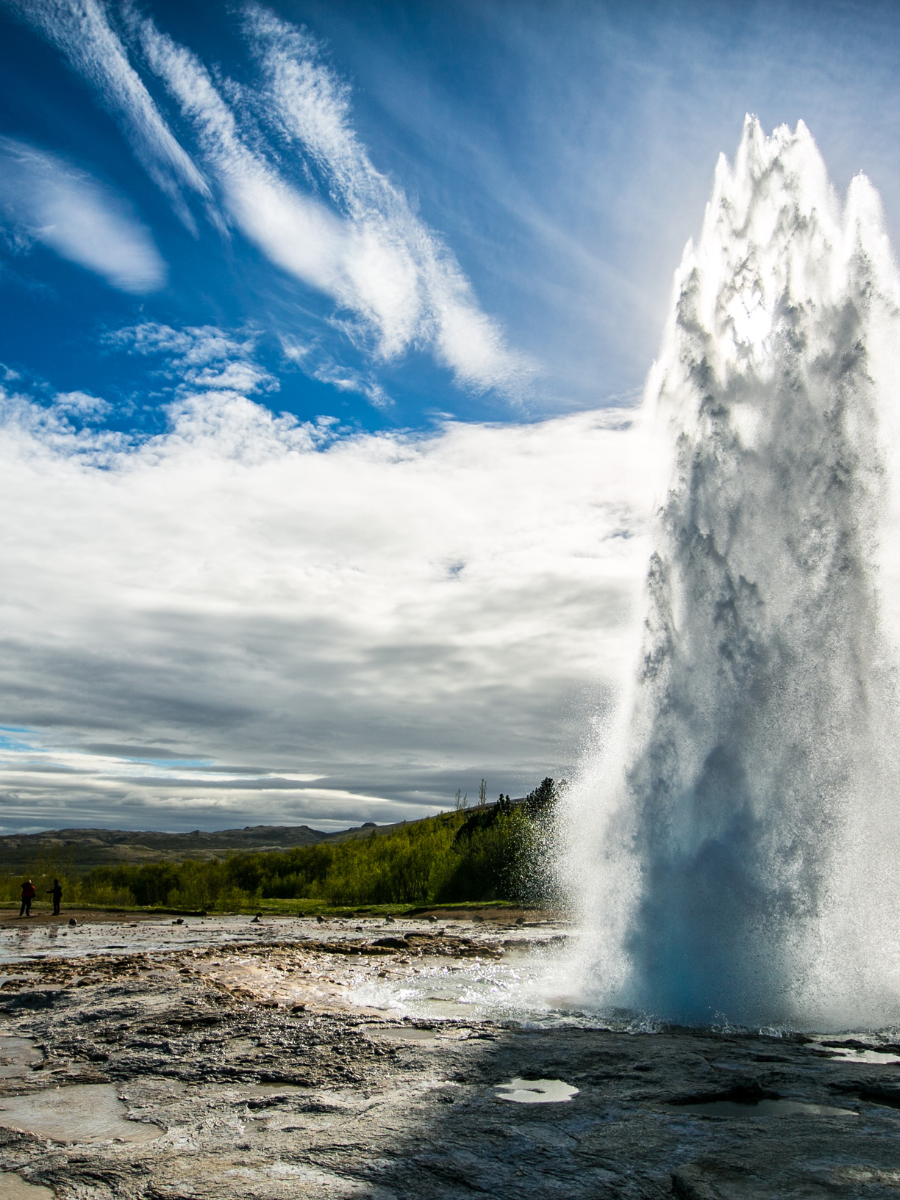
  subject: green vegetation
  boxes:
[0,780,562,913]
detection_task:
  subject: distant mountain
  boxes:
[0,821,388,873]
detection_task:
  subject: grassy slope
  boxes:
[0,784,559,911]
[0,805,549,912]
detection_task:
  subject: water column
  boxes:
[562,118,900,1029]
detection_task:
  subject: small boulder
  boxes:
[68,918,77,927]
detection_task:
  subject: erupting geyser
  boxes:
[563,117,900,1029]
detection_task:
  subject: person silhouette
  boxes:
[47,879,62,916]
[19,879,36,918]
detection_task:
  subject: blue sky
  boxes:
[5,0,900,433]
[1,0,899,831]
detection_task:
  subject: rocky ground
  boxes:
[0,913,897,1198]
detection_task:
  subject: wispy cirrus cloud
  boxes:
[9,0,212,232]
[308,360,392,410]
[138,19,348,292]
[247,5,533,395]
[0,136,166,292]
[10,1,533,398]
[132,6,531,396]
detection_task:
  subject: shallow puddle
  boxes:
[675,1099,857,1119]
[0,1038,42,1079]
[496,1078,579,1104]
[0,1172,53,1199]
[0,1084,161,1143]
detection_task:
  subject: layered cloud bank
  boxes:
[0,390,650,831]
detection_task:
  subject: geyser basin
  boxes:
[561,117,900,1030]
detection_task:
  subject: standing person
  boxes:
[19,879,36,918]
[47,879,62,916]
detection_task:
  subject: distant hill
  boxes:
[0,821,396,873]
[0,784,555,876]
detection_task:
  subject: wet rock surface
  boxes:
[0,917,895,1197]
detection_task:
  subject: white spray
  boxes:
[559,118,900,1029]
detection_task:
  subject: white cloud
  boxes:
[9,2,533,396]
[0,137,167,292]
[247,5,534,394]
[0,386,651,829]
[136,22,351,291]
[106,322,279,395]
[278,336,310,366]
[311,360,392,409]
[129,9,530,396]
[12,0,212,231]
[53,390,110,418]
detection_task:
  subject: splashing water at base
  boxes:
[349,935,580,1025]
[556,117,900,1031]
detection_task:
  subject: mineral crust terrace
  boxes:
[0,913,896,1198]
